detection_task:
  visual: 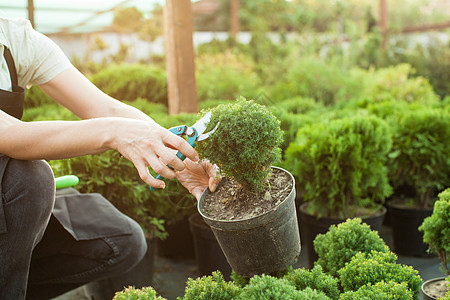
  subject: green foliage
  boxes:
[113,286,166,300]
[339,281,413,300]
[338,251,422,300]
[24,86,55,109]
[196,52,261,102]
[22,103,78,122]
[358,64,440,105]
[314,218,390,277]
[179,271,241,300]
[285,115,392,218]
[269,56,361,105]
[283,265,340,299]
[442,276,450,300]
[196,98,283,192]
[90,64,167,105]
[388,109,450,208]
[230,271,250,288]
[419,188,450,275]
[238,274,327,300]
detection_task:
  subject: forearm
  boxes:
[0,118,117,160]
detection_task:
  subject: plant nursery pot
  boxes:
[422,277,450,300]
[156,216,195,260]
[386,200,433,257]
[188,213,232,280]
[198,166,300,277]
[84,238,155,300]
[298,203,386,269]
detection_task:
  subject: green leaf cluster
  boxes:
[179,271,241,300]
[389,109,450,208]
[285,115,392,218]
[113,286,166,300]
[314,218,390,277]
[339,281,413,300]
[283,265,339,299]
[196,98,283,192]
[338,251,422,299]
[419,188,450,275]
[90,64,167,105]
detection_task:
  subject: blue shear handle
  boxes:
[150,126,198,191]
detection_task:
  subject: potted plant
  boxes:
[195,97,300,277]
[387,108,450,256]
[419,188,450,300]
[313,218,390,277]
[284,115,393,267]
[338,250,422,299]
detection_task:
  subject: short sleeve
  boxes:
[8,19,72,87]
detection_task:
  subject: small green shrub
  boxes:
[179,271,241,300]
[338,251,422,300]
[22,104,78,122]
[90,63,167,104]
[269,56,361,105]
[419,188,450,275]
[238,274,330,300]
[113,286,166,300]
[285,115,392,218]
[442,276,450,300]
[339,281,413,300]
[283,265,339,299]
[196,97,283,192]
[196,52,261,102]
[389,109,450,208]
[314,218,390,277]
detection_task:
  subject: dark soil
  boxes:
[423,278,449,299]
[201,168,293,221]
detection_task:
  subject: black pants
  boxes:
[0,157,147,300]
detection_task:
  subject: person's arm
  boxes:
[0,67,201,188]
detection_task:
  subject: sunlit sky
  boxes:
[0,0,162,34]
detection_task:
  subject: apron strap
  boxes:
[3,47,18,88]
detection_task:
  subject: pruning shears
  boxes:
[150,111,218,191]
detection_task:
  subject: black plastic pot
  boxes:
[188,213,232,280]
[386,200,433,257]
[298,203,386,268]
[84,238,155,300]
[156,216,195,260]
[198,166,300,277]
[422,277,449,300]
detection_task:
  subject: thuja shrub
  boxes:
[179,271,241,300]
[339,281,413,300]
[314,218,390,277]
[237,275,330,300]
[113,286,166,300]
[90,63,167,104]
[285,115,392,218]
[283,265,339,299]
[338,251,422,299]
[196,97,283,192]
[419,188,450,275]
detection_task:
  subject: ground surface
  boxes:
[52,225,444,300]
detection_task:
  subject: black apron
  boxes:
[0,47,132,239]
[0,46,24,119]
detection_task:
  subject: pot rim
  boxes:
[421,276,449,298]
[198,166,295,224]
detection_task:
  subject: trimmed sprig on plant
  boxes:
[196,97,283,192]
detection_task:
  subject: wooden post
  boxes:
[379,0,388,50]
[28,0,35,28]
[230,0,240,38]
[164,0,198,115]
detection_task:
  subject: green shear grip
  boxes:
[55,175,79,190]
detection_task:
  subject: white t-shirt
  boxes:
[0,16,72,91]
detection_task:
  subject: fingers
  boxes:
[133,159,166,189]
[163,133,199,163]
[202,160,221,193]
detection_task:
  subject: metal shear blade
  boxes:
[190,111,219,141]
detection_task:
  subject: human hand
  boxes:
[112,119,199,189]
[176,159,221,200]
